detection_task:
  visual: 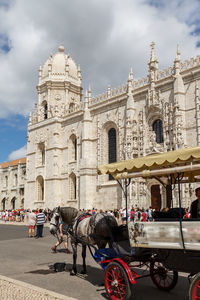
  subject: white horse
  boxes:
[50,207,118,275]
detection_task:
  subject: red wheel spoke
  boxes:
[106,278,114,282]
[119,286,126,296]
[107,271,114,278]
[116,286,123,300]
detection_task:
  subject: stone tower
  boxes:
[25,45,83,209]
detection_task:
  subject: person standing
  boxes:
[190,187,200,218]
[28,209,36,238]
[35,209,46,238]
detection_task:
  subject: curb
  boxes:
[0,274,77,300]
[0,221,50,227]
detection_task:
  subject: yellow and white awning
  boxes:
[98,146,200,180]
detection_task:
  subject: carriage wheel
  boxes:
[105,262,131,300]
[150,261,178,291]
[188,272,200,300]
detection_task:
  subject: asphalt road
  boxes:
[0,224,190,300]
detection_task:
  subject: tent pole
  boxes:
[177,173,185,251]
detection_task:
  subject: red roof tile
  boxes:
[0,157,26,168]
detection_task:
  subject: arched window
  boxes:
[21,198,24,209]
[5,176,8,188]
[38,143,45,165]
[70,134,77,161]
[152,119,164,144]
[11,197,16,210]
[42,101,48,119]
[108,128,117,180]
[14,174,18,186]
[1,198,6,210]
[69,103,75,113]
[37,176,44,201]
[69,173,76,200]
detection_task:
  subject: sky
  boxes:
[0,0,200,163]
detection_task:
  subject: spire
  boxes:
[174,45,181,75]
[148,42,158,83]
[84,89,88,103]
[58,45,64,52]
[149,42,158,64]
[176,44,181,61]
[39,65,42,78]
[83,89,91,121]
[173,44,185,110]
[77,65,82,80]
[107,85,111,98]
[88,84,91,100]
[38,65,42,83]
[129,67,133,81]
[127,67,133,93]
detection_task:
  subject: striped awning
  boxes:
[98,146,200,179]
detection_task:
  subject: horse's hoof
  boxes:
[80,270,87,275]
[70,270,77,276]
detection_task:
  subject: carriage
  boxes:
[97,146,200,300]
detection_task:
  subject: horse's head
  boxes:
[49,207,60,235]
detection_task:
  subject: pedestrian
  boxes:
[121,208,127,224]
[190,187,200,218]
[148,206,153,222]
[141,209,147,222]
[28,209,36,238]
[35,209,46,238]
[51,221,72,253]
[130,208,135,222]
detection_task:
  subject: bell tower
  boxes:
[29,45,82,124]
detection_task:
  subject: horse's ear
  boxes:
[57,206,60,213]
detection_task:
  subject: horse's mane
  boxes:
[59,207,79,225]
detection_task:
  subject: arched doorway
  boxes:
[36,176,44,201]
[108,128,117,180]
[1,198,6,210]
[151,185,161,211]
[11,197,16,210]
[69,173,76,200]
[21,198,24,209]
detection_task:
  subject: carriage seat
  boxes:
[153,208,185,221]
[111,225,131,256]
[111,225,151,258]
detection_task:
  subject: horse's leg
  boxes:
[80,244,87,274]
[70,242,77,276]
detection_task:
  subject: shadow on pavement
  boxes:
[26,269,55,275]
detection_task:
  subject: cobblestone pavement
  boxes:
[0,275,76,300]
[0,224,191,300]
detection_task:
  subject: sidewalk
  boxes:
[0,220,50,227]
[0,275,77,300]
[0,222,76,300]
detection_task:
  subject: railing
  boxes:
[89,84,127,105]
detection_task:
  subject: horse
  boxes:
[49,207,118,275]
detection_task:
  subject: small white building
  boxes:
[0,158,26,210]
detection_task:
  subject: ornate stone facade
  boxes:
[2,43,200,211]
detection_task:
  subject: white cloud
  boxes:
[0,0,199,117]
[8,144,26,161]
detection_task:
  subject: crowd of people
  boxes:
[0,205,193,226]
[0,208,50,239]
[0,196,198,254]
[0,208,51,223]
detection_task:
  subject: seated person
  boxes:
[190,187,200,219]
